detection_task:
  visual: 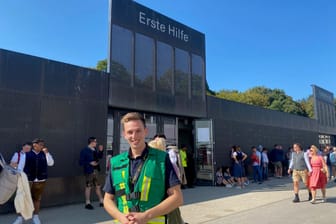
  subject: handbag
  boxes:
[0,153,19,204]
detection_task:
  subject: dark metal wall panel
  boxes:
[39,97,108,177]
[208,96,318,131]
[44,62,107,101]
[0,91,41,159]
[108,0,207,118]
[213,120,318,167]
[109,80,206,117]
[207,96,319,167]
[0,49,108,211]
[0,50,42,93]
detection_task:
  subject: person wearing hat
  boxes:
[12,138,54,224]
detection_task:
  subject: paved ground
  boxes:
[1,177,336,224]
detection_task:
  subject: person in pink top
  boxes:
[309,145,329,204]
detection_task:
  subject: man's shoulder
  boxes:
[81,146,91,152]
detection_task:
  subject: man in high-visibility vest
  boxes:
[103,112,183,224]
[179,145,187,188]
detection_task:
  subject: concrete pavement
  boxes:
[1,177,336,224]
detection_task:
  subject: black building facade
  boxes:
[0,49,108,212]
[1,0,336,211]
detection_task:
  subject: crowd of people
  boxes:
[2,114,336,224]
[215,143,336,204]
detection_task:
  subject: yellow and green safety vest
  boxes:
[110,147,166,223]
[179,150,187,167]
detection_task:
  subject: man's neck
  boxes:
[33,149,41,154]
[130,144,146,158]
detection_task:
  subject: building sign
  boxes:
[319,134,331,145]
[110,0,205,55]
[138,11,189,42]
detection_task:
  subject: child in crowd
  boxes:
[216,167,233,187]
[223,166,236,186]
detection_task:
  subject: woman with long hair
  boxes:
[309,145,329,203]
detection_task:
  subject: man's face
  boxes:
[33,142,44,151]
[91,139,97,148]
[22,145,31,153]
[293,144,300,152]
[123,120,148,151]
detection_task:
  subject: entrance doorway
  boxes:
[194,119,214,185]
[178,118,195,187]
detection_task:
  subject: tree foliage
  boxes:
[298,95,314,118]
[96,59,107,72]
[215,86,310,117]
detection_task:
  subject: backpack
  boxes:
[330,152,336,164]
[0,154,19,204]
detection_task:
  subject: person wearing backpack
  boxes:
[12,138,54,224]
[329,147,336,182]
[10,142,32,172]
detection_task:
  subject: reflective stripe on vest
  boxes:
[112,215,165,224]
[140,175,151,201]
[111,148,166,213]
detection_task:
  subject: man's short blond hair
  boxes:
[121,112,146,128]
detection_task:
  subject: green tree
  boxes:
[96,59,107,72]
[244,87,270,107]
[216,89,244,102]
[215,86,309,117]
[298,95,314,118]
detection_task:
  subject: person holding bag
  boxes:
[0,153,19,205]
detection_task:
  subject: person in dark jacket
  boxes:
[13,138,54,224]
[79,137,104,210]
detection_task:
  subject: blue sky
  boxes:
[1,0,335,100]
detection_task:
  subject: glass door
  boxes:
[194,119,214,184]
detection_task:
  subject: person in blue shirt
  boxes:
[79,137,104,210]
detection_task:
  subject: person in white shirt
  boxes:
[10,142,32,172]
[261,148,269,180]
[13,138,54,224]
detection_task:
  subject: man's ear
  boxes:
[122,130,127,140]
[144,127,148,137]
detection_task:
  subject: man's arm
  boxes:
[129,154,183,224]
[10,152,18,168]
[128,185,183,224]
[288,153,294,170]
[103,193,132,224]
[303,151,312,172]
[43,148,54,166]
